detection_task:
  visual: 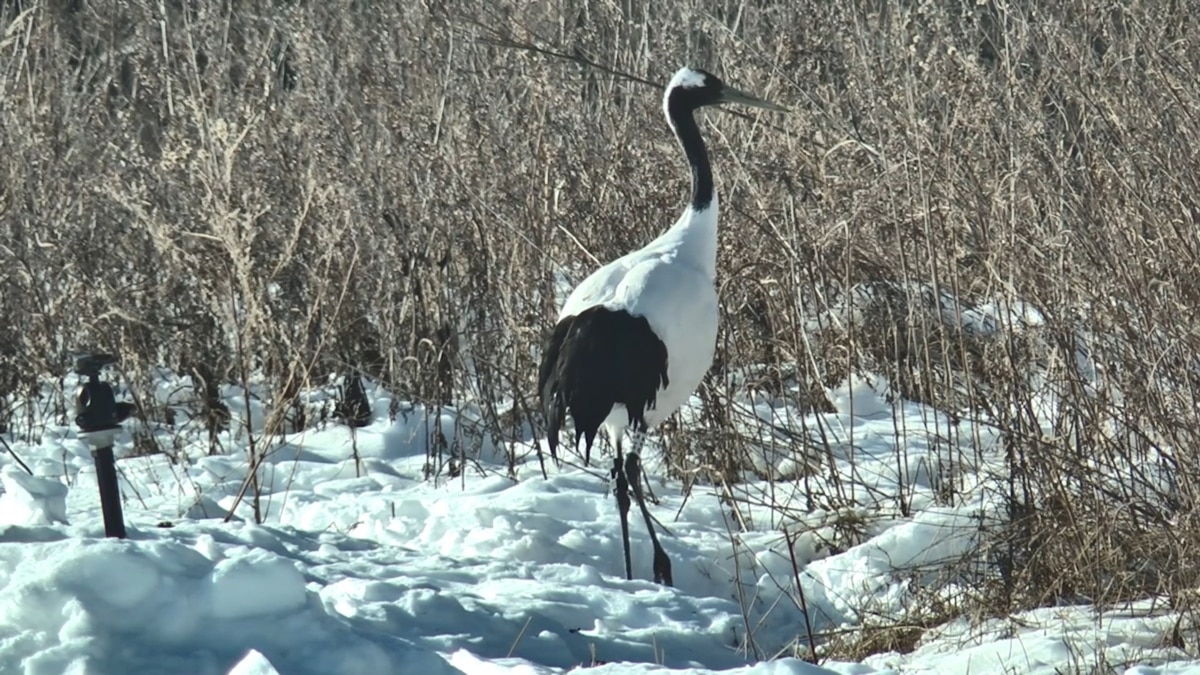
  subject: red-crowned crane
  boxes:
[538,67,787,585]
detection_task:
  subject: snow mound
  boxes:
[226,650,282,675]
[0,532,455,675]
[0,465,69,526]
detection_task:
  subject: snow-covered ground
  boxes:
[1,369,1199,675]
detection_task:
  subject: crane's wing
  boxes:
[557,255,637,320]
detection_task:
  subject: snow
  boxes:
[226,651,280,675]
[0,464,69,526]
[0,364,1198,674]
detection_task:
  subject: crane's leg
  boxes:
[620,428,659,504]
[626,434,673,587]
[613,435,633,581]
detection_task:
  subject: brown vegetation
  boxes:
[3,0,1200,660]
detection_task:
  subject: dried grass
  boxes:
[3,0,1200,660]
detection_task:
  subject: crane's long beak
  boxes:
[719,85,789,113]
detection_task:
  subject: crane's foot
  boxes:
[626,452,673,587]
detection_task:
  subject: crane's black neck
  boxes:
[667,99,713,211]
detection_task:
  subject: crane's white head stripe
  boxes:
[668,68,709,90]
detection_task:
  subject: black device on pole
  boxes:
[72,352,130,539]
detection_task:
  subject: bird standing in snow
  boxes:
[538,67,787,585]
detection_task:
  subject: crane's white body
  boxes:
[558,200,720,443]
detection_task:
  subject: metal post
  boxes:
[91,444,126,538]
[72,352,131,539]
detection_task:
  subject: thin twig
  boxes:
[0,434,33,475]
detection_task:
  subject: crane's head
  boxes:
[663,67,788,116]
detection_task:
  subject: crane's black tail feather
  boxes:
[537,306,668,466]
